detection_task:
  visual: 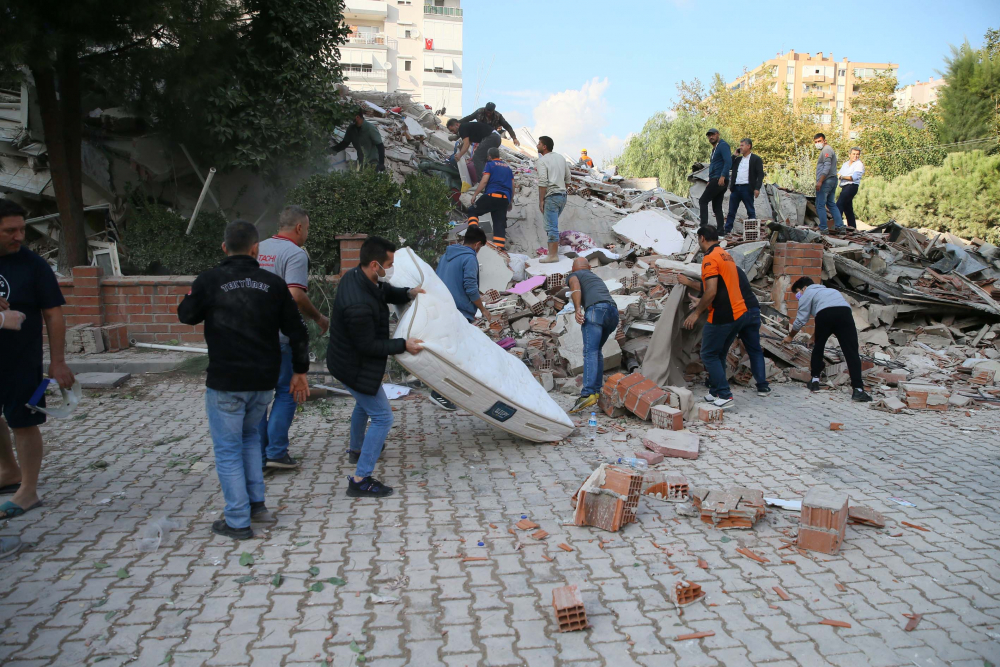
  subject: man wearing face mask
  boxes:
[813,133,844,234]
[782,277,871,402]
[326,236,425,498]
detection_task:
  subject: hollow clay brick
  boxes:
[651,405,684,431]
[552,584,587,632]
[798,485,849,554]
[698,405,724,423]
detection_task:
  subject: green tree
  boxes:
[937,34,1000,144]
[613,112,716,196]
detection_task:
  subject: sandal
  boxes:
[0,499,42,519]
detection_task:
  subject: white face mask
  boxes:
[377,262,393,282]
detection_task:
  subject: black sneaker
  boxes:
[430,391,457,411]
[346,476,394,498]
[212,519,253,540]
[265,454,299,469]
[807,380,820,392]
[250,502,276,522]
[347,450,360,465]
[852,388,873,402]
[757,387,772,397]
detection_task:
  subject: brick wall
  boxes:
[772,242,824,334]
[336,233,368,275]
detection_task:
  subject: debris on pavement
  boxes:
[552,584,588,632]
[798,486,850,555]
[670,580,706,607]
[690,487,767,529]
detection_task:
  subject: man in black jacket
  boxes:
[178,220,310,540]
[459,102,520,147]
[327,236,424,498]
[725,138,764,234]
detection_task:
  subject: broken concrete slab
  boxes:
[75,372,131,389]
[477,244,515,294]
[612,210,685,255]
[557,316,622,375]
[642,429,699,459]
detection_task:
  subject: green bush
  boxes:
[122,200,227,275]
[854,150,1000,242]
[287,169,453,273]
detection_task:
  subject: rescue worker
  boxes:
[465,147,514,249]
[578,150,594,169]
[459,102,520,146]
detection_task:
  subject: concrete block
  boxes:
[635,450,663,465]
[798,485,849,555]
[75,372,131,389]
[642,429,699,459]
[650,405,683,431]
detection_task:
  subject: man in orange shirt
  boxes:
[682,227,748,408]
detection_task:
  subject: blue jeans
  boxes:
[205,388,273,529]
[346,385,393,479]
[258,344,295,461]
[543,193,567,243]
[816,179,843,231]
[725,184,757,232]
[724,308,770,391]
[581,302,620,396]
[700,311,752,400]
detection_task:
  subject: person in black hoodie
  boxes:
[178,220,310,540]
[327,236,424,498]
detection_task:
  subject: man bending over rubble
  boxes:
[331,109,386,172]
[783,277,872,402]
[567,258,619,413]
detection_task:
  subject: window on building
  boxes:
[405,29,412,38]
[820,114,832,124]
[434,0,444,5]
[787,66,794,78]
[838,84,845,93]
[404,60,411,71]
[839,69,846,77]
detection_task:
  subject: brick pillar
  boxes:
[65,266,105,327]
[336,233,368,275]
[772,242,823,334]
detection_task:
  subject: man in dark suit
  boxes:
[699,129,731,231]
[725,138,764,234]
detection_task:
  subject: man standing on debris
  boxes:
[699,129,731,232]
[331,109,386,172]
[681,227,747,408]
[459,102,520,147]
[465,147,514,249]
[814,133,844,234]
[0,199,75,520]
[578,150,594,169]
[567,257,620,413]
[326,236,425,498]
[725,138,763,234]
[256,205,329,470]
[783,277,872,402]
[536,136,572,264]
[447,118,502,180]
[837,147,864,229]
[178,220,311,539]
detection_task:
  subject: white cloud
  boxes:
[530,77,624,166]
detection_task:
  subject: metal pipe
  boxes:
[179,144,225,215]
[185,167,216,235]
[132,341,208,354]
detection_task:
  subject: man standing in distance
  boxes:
[837,147,864,229]
[326,237,425,498]
[814,133,844,234]
[725,138,763,234]
[699,129,731,231]
[536,136,571,263]
[0,199,75,519]
[256,205,329,470]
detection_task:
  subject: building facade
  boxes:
[727,51,898,138]
[894,76,947,110]
[341,0,463,116]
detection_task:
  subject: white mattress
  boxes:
[389,248,574,443]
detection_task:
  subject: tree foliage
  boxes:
[937,35,1000,144]
[854,150,1000,243]
[613,112,715,196]
[122,197,228,275]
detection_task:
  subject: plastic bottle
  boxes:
[588,412,598,439]
[613,457,649,470]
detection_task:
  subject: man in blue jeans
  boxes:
[814,133,844,234]
[725,138,763,234]
[567,258,620,413]
[535,135,571,263]
[178,220,310,540]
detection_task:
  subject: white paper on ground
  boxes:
[382,384,411,400]
[764,498,803,512]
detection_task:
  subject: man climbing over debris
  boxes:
[447,117,502,180]
[783,277,871,402]
[567,257,619,413]
[326,237,425,498]
[460,102,520,146]
[432,225,491,411]
[256,205,329,471]
[578,149,594,169]
[465,147,514,249]
[331,109,386,172]
[536,136,572,264]
[0,199,75,521]
[699,129,731,231]
[178,220,311,540]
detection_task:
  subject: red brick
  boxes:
[698,405,724,423]
[798,486,849,555]
[624,379,658,414]
[635,450,663,465]
[632,387,668,420]
[615,373,647,403]
[651,405,684,431]
[72,266,103,278]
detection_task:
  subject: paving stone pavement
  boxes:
[1,374,999,667]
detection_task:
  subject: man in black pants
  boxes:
[465,147,514,249]
[782,277,872,402]
[836,147,864,228]
[699,129,731,231]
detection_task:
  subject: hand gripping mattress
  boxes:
[389,247,574,442]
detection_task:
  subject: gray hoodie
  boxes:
[793,283,850,331]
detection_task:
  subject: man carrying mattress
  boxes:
[567,258,619,413]
[326,237,425,498]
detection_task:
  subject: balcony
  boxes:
[344,0,387,19]
[347,33,397,49]
[343,68,388,80]
[424,5,463,16]
[803,74,829,83]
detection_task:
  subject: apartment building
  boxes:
[341,0,463,116]
[727,50,898,138]
[894,76,947,110]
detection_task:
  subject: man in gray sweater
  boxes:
[814,133,844,234]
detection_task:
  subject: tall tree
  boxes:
[614,112,716,196]
[937,34,999,145]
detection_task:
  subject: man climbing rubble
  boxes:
[459,102,520,147]
[447,117,502,180]
[567,258,619,413]
[465,147,514,249]
[331,109,386,172]
[536,136,572,264]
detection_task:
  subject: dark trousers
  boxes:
[725,184,757,233]
[837,184,859,228]
[721,307,769,391]
[467,194,509,248]
[812,306,863,389]
[472,133,502,180]
[699,178,727,230]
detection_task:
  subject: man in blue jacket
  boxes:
[430,226,492,411]
[699,129,732,232]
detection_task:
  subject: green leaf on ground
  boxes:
[93,598,107,608]
[357,656,365,663]
[95,562,110,569]
[234,575,253,584]
[104,610,117,621]
[310,582,324,592]
[328,577,346,586]
[308,566,320,576]
[272,573,282,587]
[116,568,129,579]
[720,536,732,543]
[296,541,309,547]
[349,640,362,653]
[239,552,254,567]
[158,654,172,665]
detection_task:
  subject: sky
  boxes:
[461,0,999,164]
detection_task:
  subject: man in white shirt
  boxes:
[725,138,763,234]
[535,136,572,263]
[836,147,864,229]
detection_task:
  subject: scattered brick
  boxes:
[675,631,715,641]
[798,485,849,555]
[829,422,843,431]
[635,450,663,465]
[835,583,847,592]
[690,486,766,529]
[820,619,852,628]
[541,554,554,562]
[697,558,709,569]
[552,584,587,632]
[669,580,705,607]
[557,543,574,552]
[573,464,642,532]
[531,530,549,540]
[642,429,700,459]
[698,405,724,423]
[848,505,886,528]
[903,613,922,631]
[461,557,488,562]
[650,405,684,430]
[736,547,769,563]
[773,586,791,601]
[516,519,539,530]
[901,521,930,532]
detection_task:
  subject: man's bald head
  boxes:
[571,257,590,272]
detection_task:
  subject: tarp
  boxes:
[639,285,703,407]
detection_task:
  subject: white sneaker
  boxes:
[712,397,734,409]
[704,393,718,403]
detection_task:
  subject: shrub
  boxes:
[122,199,227,275]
